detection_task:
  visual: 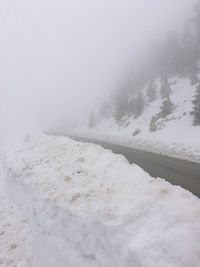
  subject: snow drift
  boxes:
[5,136,200,267]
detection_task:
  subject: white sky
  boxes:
[0,0,197,146]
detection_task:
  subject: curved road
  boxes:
[69,135,200,198]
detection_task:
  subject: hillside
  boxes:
[73,3,200,162]
[75,77,200,162]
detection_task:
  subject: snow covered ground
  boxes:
[4,135,200,267]
[75,77,200,163]
[0,173,31,267]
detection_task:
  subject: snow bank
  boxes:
[5,136,200,267]
[71,131,200,164]
[0,174,31,267]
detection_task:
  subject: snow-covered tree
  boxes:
[149,115,158,132]
[127,95,136,117]
[192,83,200,125]
[160,76,171,99]
[146,79,157,102]
[114,93,129,123]
[190,64,200,86]
[134,91,145,118]
[160,96,174,118]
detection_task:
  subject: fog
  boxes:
[0,0,196,148]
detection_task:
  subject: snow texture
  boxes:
[5,136,200,267]
[0,173,31,267]
[75,77,200,163]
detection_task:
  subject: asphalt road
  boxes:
[69,135,200,198]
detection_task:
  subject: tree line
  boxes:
[89,1,200,129]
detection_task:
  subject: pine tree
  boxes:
[160,96,174,118]
[190,64,200,86]
[88,112,97,128]
[134,91,145,118]
[127,95,136,117]
[114,92,129,123]
[191,72,200,86]
[192,84,200,126]
[160,76,171,99]
[149,115,158,132]
[146,79,157,102]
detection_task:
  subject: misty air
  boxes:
[1,0,200,266]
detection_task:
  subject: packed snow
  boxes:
[75,77,200,163]
[0,173,31,267]
[4,135,200,267]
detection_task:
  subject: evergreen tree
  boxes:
[192,83,200,125]
[95,1,200,128]
[88,112,97,128]
[146,79,157,102]
[190,63,200,86]
[114,91,129,123]
[160,76,171,99]
[149,115,158,132]
[127,95,136,117]
[160,96,174,118]
[134,91,145,118]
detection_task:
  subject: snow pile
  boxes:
[0,174,31,267]
[75,77,200,162]
[5,136,200,267]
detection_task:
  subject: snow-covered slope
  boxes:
[5,136,200,267]
[75,77,200,162]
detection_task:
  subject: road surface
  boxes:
[69,135,200,197]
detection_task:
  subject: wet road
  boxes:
[69,135,200,197]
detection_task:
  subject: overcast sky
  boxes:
[0,0,197,147]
